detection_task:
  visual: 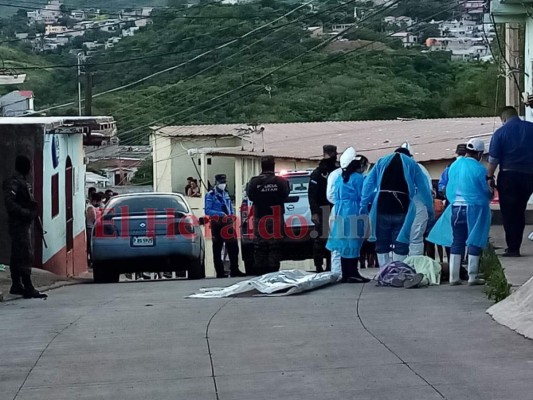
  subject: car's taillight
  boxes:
[240,200,248,220]
[93,222,117,238]
[171,216,197,236]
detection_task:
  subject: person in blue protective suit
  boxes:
[438,143,467,199]
[427,138,493,286]
[360,146,434,269]
[326,147,370,284]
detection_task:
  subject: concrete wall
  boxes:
[0,92,31,117]
[170,137,240,195]
[151,135,172,192]
[421,159,450,180]
[41,132,86,275]
[0,125,43,266]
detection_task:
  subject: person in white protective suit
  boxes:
[427,138,493,286]
[360,146,434,270]
[326,147,370,283]
[327,154,371,279]
[326,163,343,280]
[399,142,434,256]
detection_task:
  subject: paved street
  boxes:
[2,276,533,400]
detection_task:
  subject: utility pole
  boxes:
[505,23,522,110]
[84,72,93,116]
[77,52,83,116]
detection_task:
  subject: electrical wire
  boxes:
[26,0,318,115]
[114,0,469,151]
[106,0,407,143]
[107,0,356,121]
[489,13,521,94]
[96,2,386,146]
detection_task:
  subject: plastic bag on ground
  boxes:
[376,262,417,287]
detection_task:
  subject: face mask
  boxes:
[217,183,227,191]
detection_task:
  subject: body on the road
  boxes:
[246,156,290,275]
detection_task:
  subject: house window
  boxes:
[51,173,59,218]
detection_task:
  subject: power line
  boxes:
[0,1,280,20]
[0,1,283,46]
[116,0,467,149]
[107,0,358,120]
[109,1,475,177]
[27,0,316,115]
[110,0,403,143]
[489,13,521,94]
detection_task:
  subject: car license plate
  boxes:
[131,236,155,247]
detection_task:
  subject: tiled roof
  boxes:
[17,90,34,98]
[155,117,497,163]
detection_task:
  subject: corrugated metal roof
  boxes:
[157,118,497,163]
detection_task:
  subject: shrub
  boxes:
[480,244,511,303]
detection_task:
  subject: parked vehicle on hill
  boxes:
[91,193,205,283]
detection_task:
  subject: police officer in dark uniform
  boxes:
[247,156,290,275]
[308,145,338,272]
[3,155,47,299]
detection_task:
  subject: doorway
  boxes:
[65,157,73,253]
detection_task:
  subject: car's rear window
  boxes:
[105,196,189,215]
[287,176,310,193]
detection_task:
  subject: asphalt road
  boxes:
[1,276,533,400]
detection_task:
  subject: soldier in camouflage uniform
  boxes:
[3,155,47,299]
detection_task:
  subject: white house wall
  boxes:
[42,132,86,264]
[168,137,239,194]
[151,134,172,192]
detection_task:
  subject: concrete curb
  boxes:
[0,278,89,302]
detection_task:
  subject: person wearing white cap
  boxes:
[326,147,370,283]
[428,138,493,285]
[360,145,434,269]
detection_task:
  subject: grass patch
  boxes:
[480,244,512,303]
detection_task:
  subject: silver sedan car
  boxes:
[91,193,205,283]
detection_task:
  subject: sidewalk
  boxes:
[487,225,533,340]
[0,266,89,301]
[489,225,533,286]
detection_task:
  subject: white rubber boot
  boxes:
[377,253,391,272]
[331,250,342,281]
[468,255,485,286]
[449,254,462,286]
[393,253,407,263]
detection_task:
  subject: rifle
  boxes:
[25,179,48,249]
[35,215,48,249]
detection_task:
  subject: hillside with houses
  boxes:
[0,0,501,140]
